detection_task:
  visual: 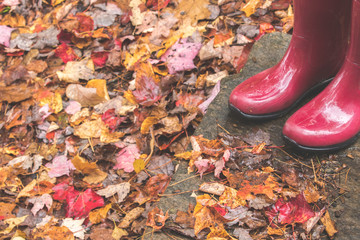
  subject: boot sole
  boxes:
[282,133,359,153]
[228,77,333,121]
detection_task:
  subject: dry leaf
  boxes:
[71,155,108,184]
[112,225,128,240]
[118,207,145,228]
[96,182,131,203]
[66,84,107,107]
[321,211,337,237]
[61,218,86,240]
[89,204,112,224]
[57,59,94,83]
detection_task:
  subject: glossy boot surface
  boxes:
[283,0,360,152]
[229,0,351,120]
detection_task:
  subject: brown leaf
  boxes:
[321,211,337,237]
[118,207,145,228]
[146,207,169,230]
[0,84,33,103]
[71,155,107,184]
[66,84,107,107]
[0,202,16,219]
[89,204,112,224]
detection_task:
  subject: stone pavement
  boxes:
[144,33,360,240]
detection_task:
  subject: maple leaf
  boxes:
[194,158,211,177]
[146,0,170,10]
[61,218,86,239]
[101,109,126,132]
[28,194,53,216]
[132,74,162,106]
[91,51,109,67]
[0,25,14,47]
[55,42,80,63]
[146,207,169,230]
[114,144,141,172]
[161,38,202,74]
[64,187,104,219]
[45,155,76,178]
[265,193,315,225]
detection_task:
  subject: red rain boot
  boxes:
[283,0,360,152]
[229,0,351,120]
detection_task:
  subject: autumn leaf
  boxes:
[55,42,80,63]
[0,202,16,220]
[118,207,145,228]
[265,193,315,225]
[71,155,107,184]
[161,37,202,74]
[45,155,76,178]
[96,182,131,202]
[61,218,86,239]
[28,194,53,215]
[241,0,262,17]
[57,58,95,83]
[146,207,169,230]
[89,203,112,224]
[114,144,141,172]
[0,25,14,47]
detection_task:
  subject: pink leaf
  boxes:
[114,144,140,172]
[194,159,210,178]
[28,194,53,216]
[214,150,230,178]
[132,75,162,106]
[0,25,14,48]
[198,80,221,114]
[65,101,82,115]
[161,38,202,74]
[45,155,76,178]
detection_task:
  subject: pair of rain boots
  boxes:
[229,0,360,152]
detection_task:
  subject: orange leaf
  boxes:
[146,207,169,230]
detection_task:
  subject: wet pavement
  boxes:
[145,33,360,240]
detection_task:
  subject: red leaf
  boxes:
[91,51,109,67]
[53,181,73,201]
[75,13,94,33]
[254,23,276,41]
[265,193,315,225]
[132,75,162,106]
[146,0,170,10]
[57,30,73,44]
[53,182,104,219]
[66,188,104,219]
[54,43,79,63]
[101,109,126,131]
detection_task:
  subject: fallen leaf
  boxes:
[0,25,14,47]
[96,182,131,202]
[89,204,112,224]
[265,193,315,225]
[114,144,141,172]
[55,42,80,63]
[242,0,262,17]
[45,155,76,178]
[140,117,158,134]
[321,211,337,237]
[0,202,16,220]
[61,218,86,240]
[146,207,169,230]
[0,215,28,234]
[112,225,128,240]
[28,194,53,216]
[71,155,107,184]
[57,59,94,83]
[8,154,43,173]
[161,38,202,74]
[66,84,107,107]
[118,207,144,228]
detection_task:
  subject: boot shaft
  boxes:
[348,0,360,63]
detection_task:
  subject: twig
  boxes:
[217,123,230,134]
[169,172,212,187]
[311,159,317,183]
[277,148,312,168]
[158,190,196,197]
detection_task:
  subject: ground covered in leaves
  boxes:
[0,0,349,239]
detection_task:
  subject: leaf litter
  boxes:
[0,0,349,239]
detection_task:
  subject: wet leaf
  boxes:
[71,155,107,184]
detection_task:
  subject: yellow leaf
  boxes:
[52,0,66,6]
[241,0,261,17]
[157,34,182,58]
[321,211,337,237]
[86,79,110,101]
[267,226,285,236]
[118,207,145,228]
[123,44,150,70]
[172,0,211,26]
[39,92,63,114]
[123,90,138,105]
[112,225,128,240]
[100,130,125,144]
[71,155,107,184]
[174,151,193,160]
[219,187,246,208]
[0,215,28,234]
[133,158,146,173]
[89,204,112,224]
[0,13,26,28]
[140,117,158,135]
[74,118,104,139]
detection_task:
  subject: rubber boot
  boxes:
[229,0,351,120]
[283,0,360,152]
